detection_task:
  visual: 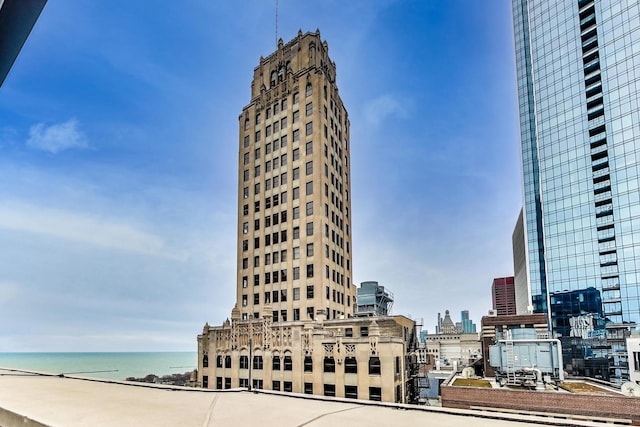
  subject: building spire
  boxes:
[275,0,278,48]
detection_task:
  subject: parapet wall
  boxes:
[441,385,640,424]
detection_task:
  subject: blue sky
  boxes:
[0,1,521,351]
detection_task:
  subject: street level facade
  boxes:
[513,0,640,382]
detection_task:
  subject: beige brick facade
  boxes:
[236,30,355,323]
[197,311,417,403]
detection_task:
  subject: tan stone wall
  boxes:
[236,30,354,324]
[197,316,415,403]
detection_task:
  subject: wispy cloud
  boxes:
[363,94,410,126]
[26,119,88,153]
[0,202,185,260]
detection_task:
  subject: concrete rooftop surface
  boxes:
[0,368,612,427]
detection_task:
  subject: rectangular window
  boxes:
[306,222,314,236]
[306,161,313,175]
[281,172,287,185]
[243,170,249,182]
[281,135,287,148]
[293,129,299,142]
[293,246,300,259]
[293,206,300,219]
[305,141,313,155]
[360,326,369,337]
[293,266,300,280]
[243,135,250,148]
[240,355,249,369]
[255,130,261,142]
[293,287,300,301]
[306,181,313,195]
[307,306,314,319]
[293,308,300,320]
[369,387,382,402]
[293,110,299,123]
[252,379,263,390]
[306,264,314,278]
[306,243,314,257]
[253,293,259,305]
[272,380,280,391]
[293,167,300,180]
[344,385,358,399]
[306,285,314,298]
[284,381,293,392]
[253,356,263,370]
[304,382,313,394]
[305,102,313,116]
[293,187,300,200]
[306,201,313,215]
[324,384,336,397]
[293,148,300,161]
[272,356,281,371]
[280,309,287,321]
[306,122,313,136]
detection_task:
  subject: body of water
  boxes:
[0,352,197,380]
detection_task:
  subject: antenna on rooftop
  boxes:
[275,0,279,47]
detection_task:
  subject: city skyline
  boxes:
[0,1,520,351]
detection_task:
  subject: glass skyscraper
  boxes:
[513,0,640,383]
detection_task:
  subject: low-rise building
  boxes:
[197,306,418,403]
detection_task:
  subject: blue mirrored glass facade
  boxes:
[513,0,640,383]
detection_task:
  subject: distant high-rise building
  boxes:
[513,0,640,382]
[460,310,476,333]
[236,30,355,323]
[511,209,529,314]
[492,277,516,316]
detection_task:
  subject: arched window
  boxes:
[270,70,277,87]
[345,357,357,374]
[368,357,381,375]
[225,355,231,369]
[323,357,335,373]
[202,354,209,368]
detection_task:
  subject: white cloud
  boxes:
[26,119,88,153]
[0,201,185,260]
[363,94,410,126]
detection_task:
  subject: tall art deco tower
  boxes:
[513,0,640,382]
[235,29,356,323]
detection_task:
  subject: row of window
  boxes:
[207,354,382,375]
[203,375,380,401]
[241,305,350,322]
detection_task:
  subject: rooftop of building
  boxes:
[0,367,606,427]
